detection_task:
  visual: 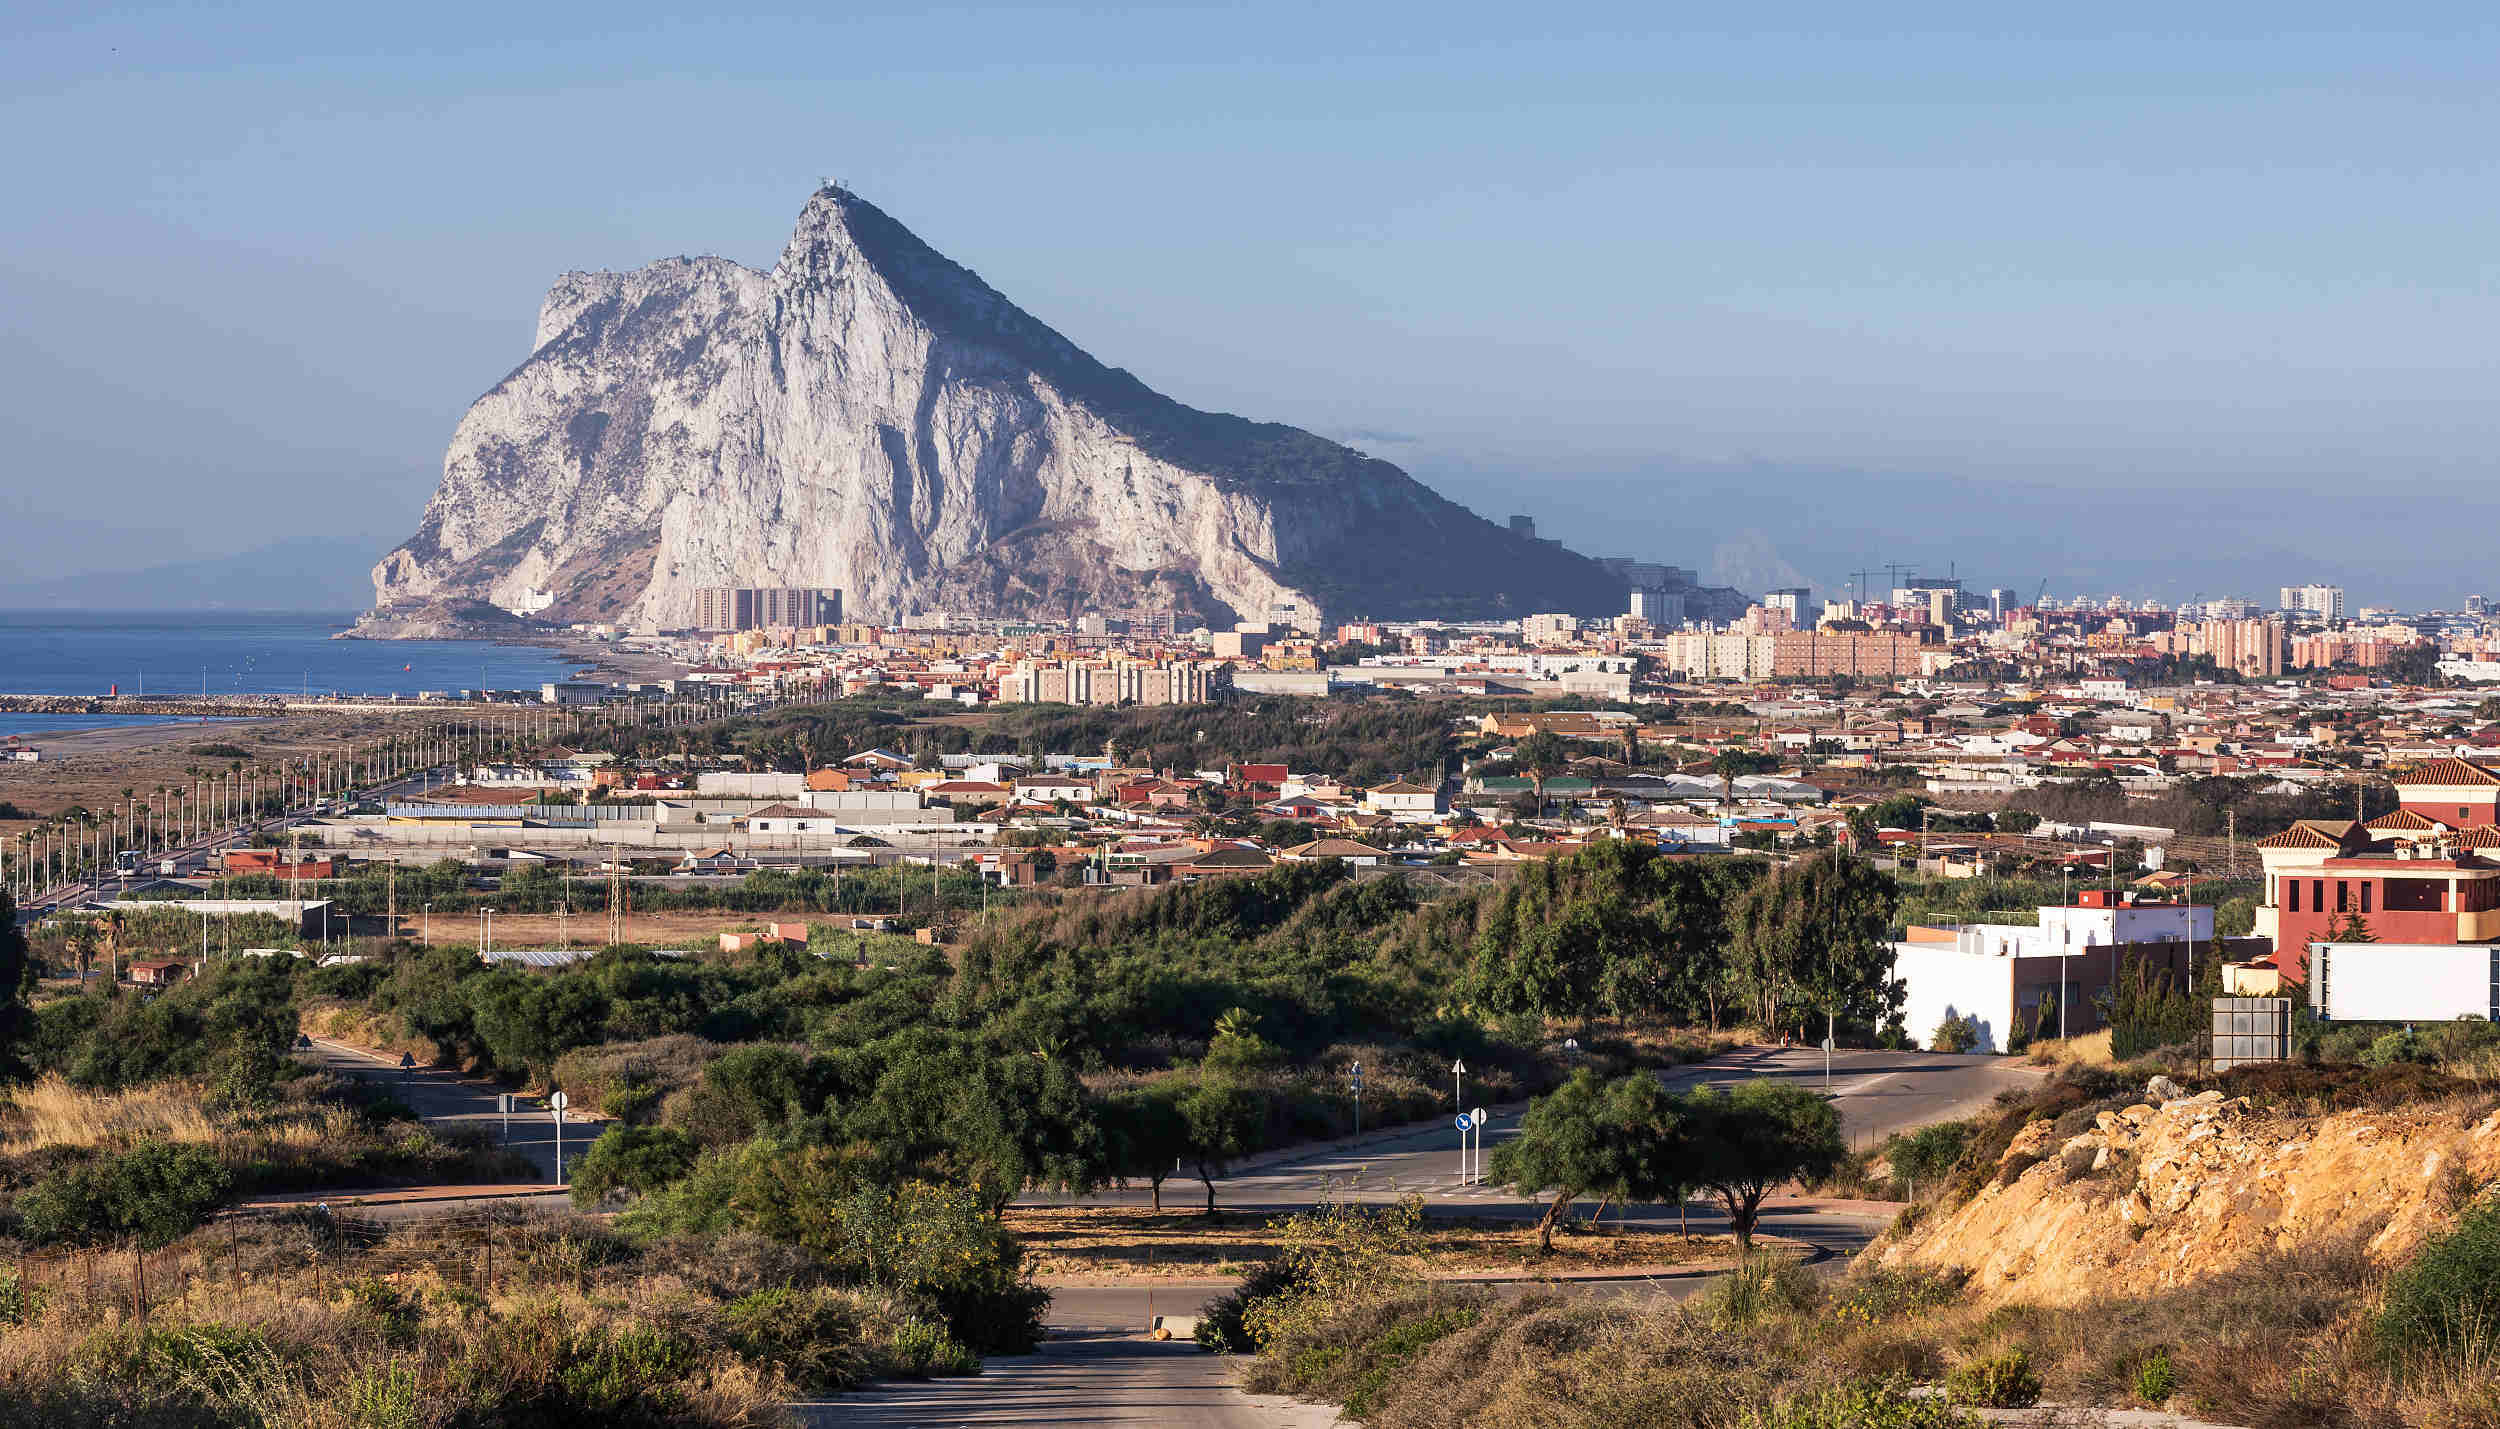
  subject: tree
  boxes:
[1724,854,1902,1040]
[1493,1070,1693,1252]
[1681,1079,1845,1251]
[1513,731,1573,814]
[1101,1081,1194,1211]
[2328,911,2377,944]
[1490,1070,1625,1252]
[0,889,33,1081]
[1180,1070,1261,1213]
[1710,748,1778,808]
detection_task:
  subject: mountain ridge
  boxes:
[366,187,1633,632]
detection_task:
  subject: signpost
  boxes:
[549,1091,569,1184]
[497,1093,513,1142]
[1821,1035,1834,1092]
[1471,1107,1488,1185]
[1453,1112,1473,1181]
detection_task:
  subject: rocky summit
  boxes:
[363,187,1625,633]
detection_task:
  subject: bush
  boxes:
[1930,1017,1980,1054]
[1885,1120,1975,1197]
[1197,1259,1315,1353]
[568,1126,700,1206]
[1831,1266,1964,1328]
[2378,1200,2500,1364]
[2134,1347,2178,1403]
[1945,1348,2042,1408]
[1696,1251,1822,1327]
[885,1318,978,1377]
[1754,1378,1982,1428]
[720,1286,872,1390]
[16,1139,232,1247]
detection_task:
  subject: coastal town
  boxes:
[11,560,2500,1069]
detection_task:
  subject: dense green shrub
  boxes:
[1754,1378,1982,1428]
[568,1126,700,1206]
[2379,1200,2500,1364]
[2133,1347,2178,1403]
[16,1139,232,1248]
[1197,1259,1315,1354]
[1945,1348,2042,1407]
[719,1286,872,1390]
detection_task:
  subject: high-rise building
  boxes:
[1763,587,1813,625]
[2278,584,2346,620]
[693,586,841,632]
[693,587,754,632]
[1520,612,1581,647]
[1628,587,1686,626]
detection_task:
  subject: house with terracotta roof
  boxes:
[1276,838,1391,866]
[2251,760,2500,988]
[1363,780,1443,821]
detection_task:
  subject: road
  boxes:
[852,1048,2030,1429]
[23,764,451,917]
[1047,1046,2034,1226]
[298,1036,569,1187]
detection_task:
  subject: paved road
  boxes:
[801,1328,1344,1428]
[300,1037,570,1187]
[1050,1047,2035,1223]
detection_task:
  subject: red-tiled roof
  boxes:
[2254,824,2351,851]
[2395,758,2500,788]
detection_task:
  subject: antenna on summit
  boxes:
[820,175,848,193]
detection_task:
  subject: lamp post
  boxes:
[423,902,432,948]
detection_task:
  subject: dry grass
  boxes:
[0,1210,905,1429]
[2025,1029,2117,1067]
[1,1075,219,1154]
[1007,1204,1734,1281]
[0,1072,532,1210]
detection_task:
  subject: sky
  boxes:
[7,4,2500,609]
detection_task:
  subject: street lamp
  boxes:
[423,902,432,948]
[482,907,497,956]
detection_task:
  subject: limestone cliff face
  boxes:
[1881,1083,2500,1305]
[368,187,1621,631]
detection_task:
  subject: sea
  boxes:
[0,611,579,739]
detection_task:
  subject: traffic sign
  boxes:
[1820,1037,1835,1052]
[1450,1058,1466,1075]
[549,1090,569,1114]
[1454,1113,1473,1132]
[1471,1106,1487,1125]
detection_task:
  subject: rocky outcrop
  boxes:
[1882,1079,2500,1305]
[366,187,1628,632]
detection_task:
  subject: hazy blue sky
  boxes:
[8,5,2499,607]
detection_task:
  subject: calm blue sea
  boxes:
[0,612,578,736]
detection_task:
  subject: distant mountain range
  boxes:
[0,538,377,612]
[364,186,1635,633]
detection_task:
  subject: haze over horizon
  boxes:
[10,5,2499,610]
